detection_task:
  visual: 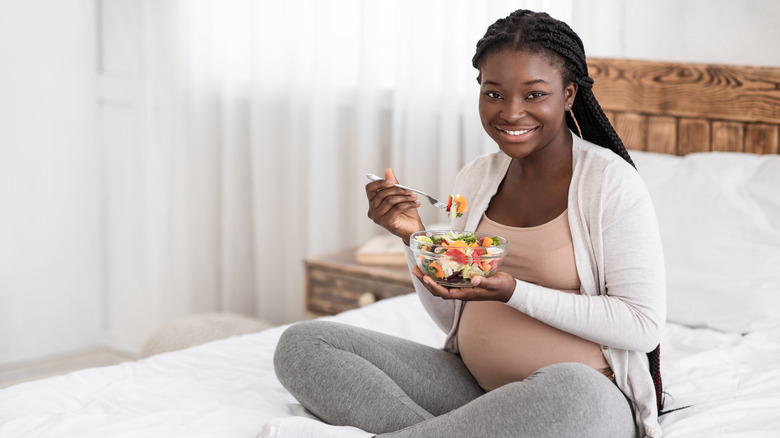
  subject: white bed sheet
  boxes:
[1,294,779,438]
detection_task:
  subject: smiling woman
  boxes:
[270,7,664,438]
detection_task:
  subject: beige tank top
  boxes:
[458,210,612,391]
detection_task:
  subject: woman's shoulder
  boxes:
[572,137,649,208]
[575,137,627,165]
[573,137,640,181]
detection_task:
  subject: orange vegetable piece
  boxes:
[454,195,468,213]
[482,237,493,247]
[429,261,446,279]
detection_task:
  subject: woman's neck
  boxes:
[508,128,573,182]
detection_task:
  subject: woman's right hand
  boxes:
[365,168,424,245]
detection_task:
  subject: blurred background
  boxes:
[1,0,778,373]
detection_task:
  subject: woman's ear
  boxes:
[565,82,578,109]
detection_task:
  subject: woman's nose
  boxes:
[500,97,525,122]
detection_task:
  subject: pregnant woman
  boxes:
[263,8,666,438]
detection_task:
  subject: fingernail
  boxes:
[472,277,482,286]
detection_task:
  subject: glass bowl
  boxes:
[409,230,508,288]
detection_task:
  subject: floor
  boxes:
[0,350,135,390]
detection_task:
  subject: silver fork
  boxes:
[366,173,447,209]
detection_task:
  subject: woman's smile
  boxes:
[496,126,539,141]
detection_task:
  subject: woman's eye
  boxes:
[528,92,545,99]
[485,91,502,99]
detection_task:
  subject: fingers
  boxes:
[468,273,515,302]
[384,168,397,184]
[411,266,471,298]
[365,178,392,202]
[366,192,419,230]
[365,168,420,226]
[412,267,455,297]
[369,189,418,216]
[364,168,400,202]
[364,168,424,243]
[410,269,515,303]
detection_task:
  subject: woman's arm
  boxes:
[507,160,666,352]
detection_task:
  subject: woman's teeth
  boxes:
[503,128,533,136]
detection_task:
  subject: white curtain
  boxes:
[132,0,574,327]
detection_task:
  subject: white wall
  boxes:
[572,0,780,67]
[0,0,102,366]
[97,0,170,354]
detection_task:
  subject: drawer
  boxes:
[306,267,414,315]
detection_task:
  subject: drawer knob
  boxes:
[357,292,377,307]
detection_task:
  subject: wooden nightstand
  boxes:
[304,248,414,316]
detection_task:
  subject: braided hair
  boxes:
[472,9,636,169]
[474,10,665,412]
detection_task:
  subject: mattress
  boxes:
[1,293,779,437]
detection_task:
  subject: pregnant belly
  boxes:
[458,300,612,391]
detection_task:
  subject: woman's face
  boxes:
[478,49,576,160]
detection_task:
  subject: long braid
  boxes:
[473,10,663,412]
[473,10,636,169]
[573,89,636,167]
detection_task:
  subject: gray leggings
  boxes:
[274,321,636,438]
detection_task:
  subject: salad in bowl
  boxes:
[409,230,508,287]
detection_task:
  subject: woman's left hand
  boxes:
[411,267,516,302]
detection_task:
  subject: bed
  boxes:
[1,58,779,438]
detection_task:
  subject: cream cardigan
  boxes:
[404,134,666,438]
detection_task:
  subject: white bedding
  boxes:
[2,293,779,438]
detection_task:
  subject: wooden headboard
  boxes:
[587,58,780,155]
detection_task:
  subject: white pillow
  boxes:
[630,150,780,333]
